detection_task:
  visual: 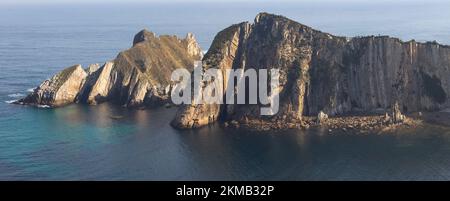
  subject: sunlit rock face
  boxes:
[172,12,450,129]
[172,22,249,129]
[16,13,450,128]
[17,65,87,107]
[17,29,203,108]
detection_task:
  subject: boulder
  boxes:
[391,102,405,124]
[317,111,329,124]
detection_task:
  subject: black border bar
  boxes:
[0,181,448,200]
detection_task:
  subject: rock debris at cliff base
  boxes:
[223,113,423,133]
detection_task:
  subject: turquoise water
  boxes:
[1,1,450,180]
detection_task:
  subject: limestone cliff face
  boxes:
[172,13,450,128]
[82,61,115,105]
[17,30,202,108]
[104,30,202,107]
[18,65,87,107]
[341,38,450,113]
[171,22,250,128]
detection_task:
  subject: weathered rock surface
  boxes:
[17,65,87,107]
[85,63,100,75]
[171,22,250,128]
[83,61,115,105]
[15,13,450,132]
[317,111,328,124]
[172,12,450,129]
[390,102,405,124]
[17,29,202,108]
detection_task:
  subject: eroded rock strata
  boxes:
[18,65,87,107]
[17,29,202,108]
[16,13,450,131]
[172,13,450,129]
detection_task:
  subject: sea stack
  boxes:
[16,29,203,108]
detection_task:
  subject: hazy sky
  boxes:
[0,0,440,5]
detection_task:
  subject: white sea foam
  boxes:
[7,93,25,98]
[26,88,36,92]
[5,100,17,104]
[37,104,50,108]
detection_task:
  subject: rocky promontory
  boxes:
[18,64,88,107]
[172,13,450,129]
[14,13,450,132]
[16,29,203,108]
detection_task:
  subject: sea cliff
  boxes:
[172,13,450,129]
[16,29,202,108]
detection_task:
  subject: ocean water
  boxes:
[1,1,450,180]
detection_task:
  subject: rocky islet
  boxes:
[16,13,450,132]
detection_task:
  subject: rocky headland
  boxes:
[15,13,450,132]
[171,13,450,131]
[16,29,203,108]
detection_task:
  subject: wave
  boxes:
[37,104,50,108]
[7,93,25,98]
[5,88,34,102]
[4,100,50,108]
[5,100,17,104]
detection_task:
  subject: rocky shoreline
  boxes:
[223,104,424,133]
[224,114,423,132]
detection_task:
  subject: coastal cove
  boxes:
[1,1,450,180]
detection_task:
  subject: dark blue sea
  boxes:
[1,1,450,180]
